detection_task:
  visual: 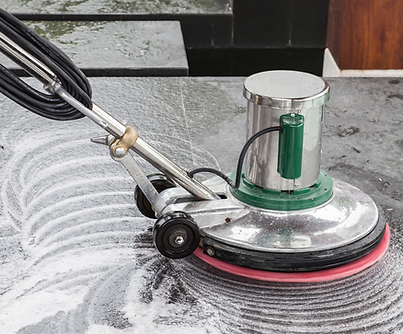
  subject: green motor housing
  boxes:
[277,113,304,179]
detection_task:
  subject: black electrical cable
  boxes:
[0,9,92,120]
[189,126,282,189]
[0,9,92,101]
[188,168,236,188]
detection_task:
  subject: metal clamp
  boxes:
[110,126,139,158]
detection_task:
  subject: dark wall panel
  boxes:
[233,0,329,48]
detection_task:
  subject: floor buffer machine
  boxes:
[0,9,388,283]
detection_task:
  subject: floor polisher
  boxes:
[0,9,388,283]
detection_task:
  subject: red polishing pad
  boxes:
[194,223,390,283]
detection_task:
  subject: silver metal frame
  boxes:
[159,176,380,253]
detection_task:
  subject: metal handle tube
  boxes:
[50,83,219,201]
[133,138,220,200]
[0,31,56,84]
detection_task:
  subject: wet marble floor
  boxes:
[0,76,402,333]
[0,20,188,76]
[2,0,231,14]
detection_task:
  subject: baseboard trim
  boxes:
[323,48,403,77]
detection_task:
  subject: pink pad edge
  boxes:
[194,223,390,283]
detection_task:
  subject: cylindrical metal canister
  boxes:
[243,70,329,191]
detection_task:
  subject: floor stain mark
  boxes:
[388,94,403,100]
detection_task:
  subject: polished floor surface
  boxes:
[0,77,402,333]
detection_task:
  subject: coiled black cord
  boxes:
[0,9,92,120]
[189,126,282,189]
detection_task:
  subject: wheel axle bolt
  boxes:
[175,235,185,245]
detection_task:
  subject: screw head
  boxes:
[114,147,126,157]
[206,246,215,257]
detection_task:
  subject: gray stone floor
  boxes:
[0,21,188,76]
[0,76,402,333]
[3,0,231,14]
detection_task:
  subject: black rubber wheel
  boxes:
[153,212,200,259]
[134,174,176,218]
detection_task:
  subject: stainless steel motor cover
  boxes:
[243,70,330,191]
